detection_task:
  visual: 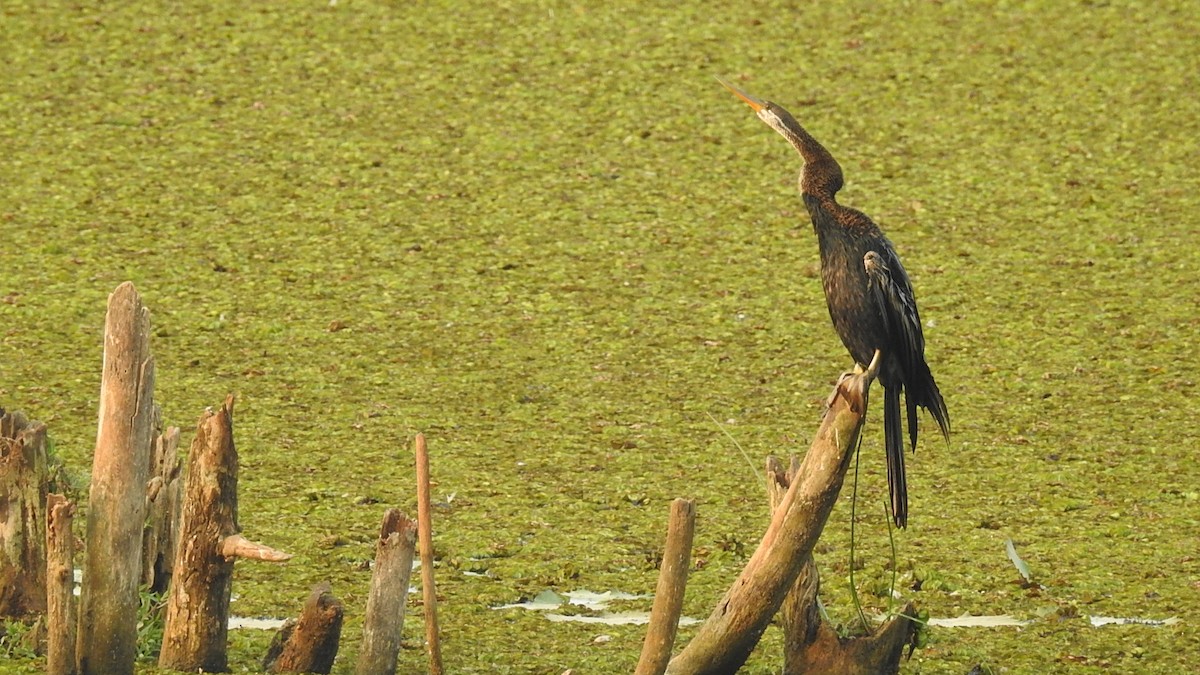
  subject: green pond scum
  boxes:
[1,1,1198,672]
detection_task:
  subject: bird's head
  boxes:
[718,78,844,198]
[717,77,788,135]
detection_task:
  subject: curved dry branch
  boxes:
[667,366,875,674]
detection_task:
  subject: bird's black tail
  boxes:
[884,384,908,529]
[906,360,950,450]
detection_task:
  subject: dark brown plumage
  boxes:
[721,79,949,528]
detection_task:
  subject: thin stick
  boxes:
[635,498,697,675]
[414,434,444,675]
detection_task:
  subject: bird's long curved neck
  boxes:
[768,106,843,202]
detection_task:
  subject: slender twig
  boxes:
[847,434,870,633]
[706,412,765,490]
[414,434,444,675]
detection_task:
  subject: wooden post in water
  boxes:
[46,494,77,675]
[635,498,697,675]
[159,395,292,673]
[77,282,155,675]
[356,509,419,675]
[264,583,345,674]
[667,362,885,674]
[0,409,49,618]
[414,433,444,675]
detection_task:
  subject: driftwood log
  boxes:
[0,409,49,617]
[667,357,915,673]
[158,395,291,672]
[77,282,156,675]
[356,509,419,675]
[264,583,345,674]
[46,494,77,675]
[635,498,697,675]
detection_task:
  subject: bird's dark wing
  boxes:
[863,249,925,378]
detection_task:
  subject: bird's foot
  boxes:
[822,370,857,418]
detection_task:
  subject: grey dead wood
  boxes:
[0,409,49,618]
[158,395,291,673]
[355,509,419,675]
[635,498,697,675]
[46,493,77,675]
[264,583,344,674]
[77,282,155,675]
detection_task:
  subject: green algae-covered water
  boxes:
[2,1,1198,672]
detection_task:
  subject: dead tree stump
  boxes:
[356,509,418,675]
[77,281,156,675]
[158,396,291,673]
[264,583,345,674]
[768,458,918,674]
[46,494,77,675]
[0,409,50,617]
[142,409,182,594]
[667,361,887,674]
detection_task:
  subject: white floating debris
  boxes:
[545,611,701,626]
[228,616,288,630]
[495,589,567,611]
[928,614,1032,628]
[494,589,648,612]
[1089,616,1180,628]
[563,589,648,610]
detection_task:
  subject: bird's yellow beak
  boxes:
[717,77,767,112]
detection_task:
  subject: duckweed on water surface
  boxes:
[2,1,1199,672]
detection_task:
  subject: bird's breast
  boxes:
[817,234,887,367]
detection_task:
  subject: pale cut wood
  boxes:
[78,281,155,675]
[414,433,444,675]
[219,533,292,561]
[356,509,418,675]
[264,583,344,674]
[46,494,77,675]
[667,361,877,675]
[635,498,697,675]
[0,409,49,617]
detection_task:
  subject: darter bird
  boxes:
[720,79,949,528]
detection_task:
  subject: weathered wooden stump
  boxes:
[46,494,77,675]
[158,395,291,673]
[356,509,418,675]
[0,409,49,618]
[77,282,156,675]
[264,583,345,674]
